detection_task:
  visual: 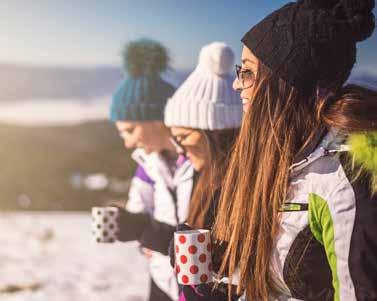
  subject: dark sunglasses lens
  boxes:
[235,65,241,78]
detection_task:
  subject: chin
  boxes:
[192,161,204,172]
[143,146,160,154]
[143,148,153,154]
[186,156,202,171]
[243,104,251,113]
[124,144,134,150]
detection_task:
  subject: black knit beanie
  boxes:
[242,0,375,96]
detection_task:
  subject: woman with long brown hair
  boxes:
[164,42,242,300]
[211,0,377,300]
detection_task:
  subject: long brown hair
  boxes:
[186,129,239,229]
[213,61,377,300]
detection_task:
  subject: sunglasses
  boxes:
[235,64,256,89]
[169,136,187,154]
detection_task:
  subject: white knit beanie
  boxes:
[164,42,242,130]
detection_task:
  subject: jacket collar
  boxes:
[292,126,328,165]
[290,127,349,174]
[131,148,194,187]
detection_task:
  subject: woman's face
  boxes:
[170,127,209,171]
[233,46,259,113]
[116,121,173,154]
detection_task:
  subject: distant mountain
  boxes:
[0,64,192,102]
[0,64,123,101]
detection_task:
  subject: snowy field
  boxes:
[0,212,149,301]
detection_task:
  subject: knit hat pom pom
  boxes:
[122,38,169,77]
[338,0,375,14]
[347,12,375,41]
[198,42,235,76]
[334,0,375,42]
[301,0,374,12]
[301,0,375,42]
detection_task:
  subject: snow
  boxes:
[0,212,149,301]
[83,174,109,191]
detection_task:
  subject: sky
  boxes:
[1,0,376,73]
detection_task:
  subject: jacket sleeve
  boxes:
[347,174,377,301]
[309,171,377,301]
[116,166,155,242]
[180,283,239,301]
[116,207,150,242]
[139,219,176,255]
[116,207,176,248]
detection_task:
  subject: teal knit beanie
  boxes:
[110,38,176,122]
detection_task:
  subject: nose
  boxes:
[122,138,136,149]
[123,140,130,149]
[175,145,185,155]
[233,77,242,91]
[169,137,186,155]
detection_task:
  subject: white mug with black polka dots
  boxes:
[174,229,213,285]
[91,207,119,243]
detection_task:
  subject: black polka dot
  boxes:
[103,231,108,237]
[103,217,108,223]
[96,238,101,243]
[109,224,114,229]
[97,224,101,229]
[97,211,102,215]
[109,211,115,216]
[109,238,115,243]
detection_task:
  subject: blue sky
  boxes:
[1,0,376,74]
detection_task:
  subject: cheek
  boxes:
[133,128,145,143]
[240,86,254,101]
[184,146,205,164]
[241,87,255,113]
[140,128,157,146]
[188,156,205,171]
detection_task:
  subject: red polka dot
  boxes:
[182,275,189,284]
[197,234,205,243]
[179,235,186,244]
[190,265,199,274]
[188,245,197,254]
[208,263,212,271]
[176,265,181,274]
[200,274,208,283]
[180,255,188,264]
[175,245,179,253]
[207,243,211,252]
[199,253,207,263]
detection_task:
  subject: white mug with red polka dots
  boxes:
[91,207,119,243]
[174,229,213,285]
